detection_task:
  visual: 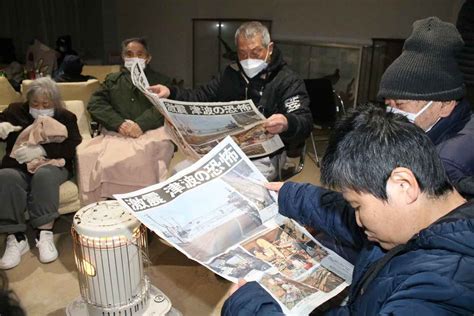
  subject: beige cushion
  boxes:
[0,77,24,111]
[81,65,120,83]
[21,79,100,109]
[58,180,80,214]
[64,100,92,140]
[59,100,92,214]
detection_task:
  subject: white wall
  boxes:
[114,0,465,87]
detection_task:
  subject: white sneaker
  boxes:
[0,235,30,270]
[35,231,58,263]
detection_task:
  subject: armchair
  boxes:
[81,65,120,83]
[59,100,92,214]
[0,77,23,112]
[0,100,89,214]
[21,78,100,110]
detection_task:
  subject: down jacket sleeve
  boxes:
[222,282,284,316]
[278,182,365,252]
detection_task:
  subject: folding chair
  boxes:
[304,78,346,167]
[275,141,307,181]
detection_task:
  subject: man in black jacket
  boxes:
[149,21,312,180]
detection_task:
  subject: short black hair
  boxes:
[0,271,25,316]
[121,37,149,55]
[320,104,452,200]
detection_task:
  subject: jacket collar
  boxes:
[351,199,474,303]
[409,199,474,257]
[427,98,472,145]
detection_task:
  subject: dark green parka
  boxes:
[88,68,171,132]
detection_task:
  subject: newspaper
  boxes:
[114,137,353,315]
[130,61,284,159]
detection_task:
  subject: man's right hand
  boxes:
[0,122,22,140]
[118,121,132,136]
[265,182,284,192]
[118,120,143,138]
[227,279,248,298]
[148,84,171,98]
[127,121,143,138]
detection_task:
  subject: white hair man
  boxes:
[149,22,312,180]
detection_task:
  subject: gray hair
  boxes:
[26,77,63,108]
[235,21,271,47]
[121,37,149,56]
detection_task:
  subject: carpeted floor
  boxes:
[4,134,328,315]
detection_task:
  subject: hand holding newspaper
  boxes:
[130,60,284,159]
[114,136,353,315]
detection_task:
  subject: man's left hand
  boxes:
[264,114,288,134]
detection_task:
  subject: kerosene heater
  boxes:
[66,201,180,316]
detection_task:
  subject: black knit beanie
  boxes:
[378,17,465,101]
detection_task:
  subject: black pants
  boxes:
[0,166,68,233]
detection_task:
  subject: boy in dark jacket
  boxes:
[223,105,474,315]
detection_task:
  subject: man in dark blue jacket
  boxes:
[378,17,474,192]
[223,105,474,315]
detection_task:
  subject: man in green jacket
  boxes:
[79,37,175,204]
[88,37,171,137]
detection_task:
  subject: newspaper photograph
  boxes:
[130,60,284,159]
[114,137,353,314]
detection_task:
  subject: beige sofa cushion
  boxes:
[21,79,100,109]
[58,180,80,214]
[81,65,120,83]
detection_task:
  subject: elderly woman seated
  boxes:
[0,77,82,269]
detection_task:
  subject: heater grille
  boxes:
[71,201,153,316]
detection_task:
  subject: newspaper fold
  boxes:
[115,137,353,315]
[130,61,284,159]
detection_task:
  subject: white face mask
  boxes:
[240,49,270,79]
[30,107,54,119]
[386,101,437,130]
[124,57,147,72]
